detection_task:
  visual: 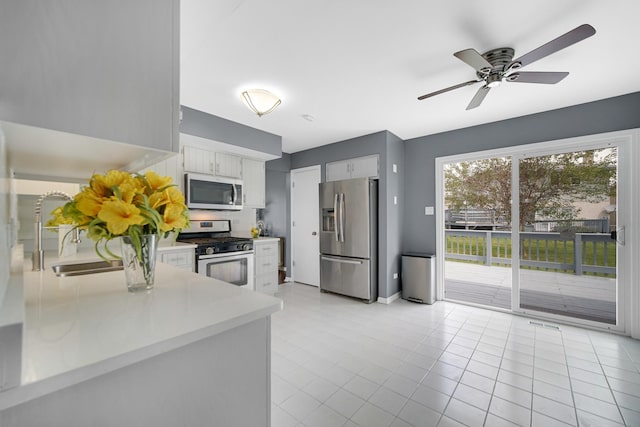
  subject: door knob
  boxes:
[312,231,317,236]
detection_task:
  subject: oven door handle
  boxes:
[198,250,254,260]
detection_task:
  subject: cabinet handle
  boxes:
[262,263,271,267]
[263,282,271,287]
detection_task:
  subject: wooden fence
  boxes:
[445,230,616,276]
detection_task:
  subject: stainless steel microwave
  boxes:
[185,173,243,210]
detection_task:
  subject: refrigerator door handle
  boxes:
[333,193,339,242]
[321,255,363,265]
[339,193,345,243]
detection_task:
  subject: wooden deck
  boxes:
[444,261,616,324]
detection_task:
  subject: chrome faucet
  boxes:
[32,191,81,271]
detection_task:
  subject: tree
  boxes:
[445,149,616,230]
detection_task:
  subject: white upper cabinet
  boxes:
[182,145,242,179]
[214,153,243,179]
[183,146,243,179]
[350,155,380,179]
[0,0,179,152]
[183,146,215,175]
[242,158,266,208]
[326,160,351,182]
[326,154,379,182]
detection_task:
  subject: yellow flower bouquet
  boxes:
[58,170,190,290]
[46,206,74,229]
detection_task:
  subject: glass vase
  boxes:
[120,234,159,293]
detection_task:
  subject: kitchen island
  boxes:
[0,250,282,427]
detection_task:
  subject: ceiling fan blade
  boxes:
[513,24,596,68]
[417,80,481,100]
[454,49,492,72]
[466,86,490,110]
[508,71,569,84]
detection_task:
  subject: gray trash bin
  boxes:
[402,253,436,304]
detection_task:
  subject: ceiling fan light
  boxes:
[485,73,502,88]
[241,89,282,117]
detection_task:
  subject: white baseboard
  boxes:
[377,292,401,304]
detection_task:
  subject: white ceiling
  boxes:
[180,0,640,154]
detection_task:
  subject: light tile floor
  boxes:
[271,282,640,427]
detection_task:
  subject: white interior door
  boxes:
[291,165,321,286]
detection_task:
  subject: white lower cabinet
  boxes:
[253,239,278,295]
[158,246,195,272]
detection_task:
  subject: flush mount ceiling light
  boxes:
[241,89,281,117]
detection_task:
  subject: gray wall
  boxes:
[403,91,640,254]
[290,131,405,299]
[180,106,282,157]
[264,154,291,273]
[384,132,405,297]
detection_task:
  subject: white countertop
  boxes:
[0,250,282,410]
[157,241,197,251]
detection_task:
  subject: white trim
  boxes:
[437,129,635,164]
[511,154,521,312]
[377,292,401,304]
[291,164,323,174]
[435,129,637,335]
[630,129,640,339]
[435,158,445,302]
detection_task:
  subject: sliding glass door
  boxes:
[516,146,621,325]
[443,157,512,310]
[438,134,630,331]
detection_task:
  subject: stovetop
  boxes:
[177,220,253,256]
[178,236,251,245]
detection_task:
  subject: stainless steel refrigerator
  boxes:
[319,178,378,303]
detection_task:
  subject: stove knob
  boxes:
[241,244,251,251]
[205,247,214,255]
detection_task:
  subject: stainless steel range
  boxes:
[177,220,254,290]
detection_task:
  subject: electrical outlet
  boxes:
[394,196,398,205]
[424,206,434,215]
[393,273,398,279]
[392,164,397,173]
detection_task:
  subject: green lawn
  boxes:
[446,234,616,275]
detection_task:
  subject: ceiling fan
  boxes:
[417,24,596,110]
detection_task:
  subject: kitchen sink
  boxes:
[51,259,123,277]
